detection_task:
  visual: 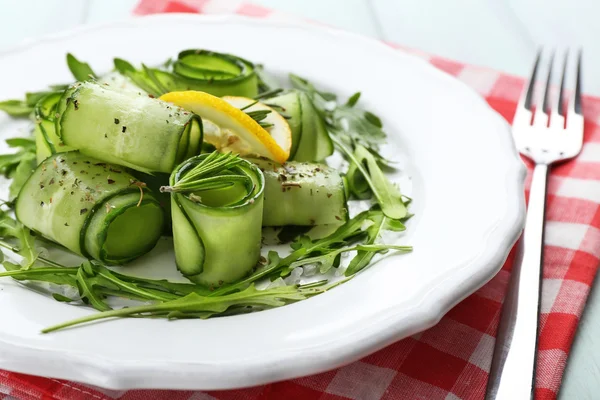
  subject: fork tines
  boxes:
[517,49,582,130]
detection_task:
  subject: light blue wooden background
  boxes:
[0,0,597,397]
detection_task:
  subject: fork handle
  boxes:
[486,163,548,400]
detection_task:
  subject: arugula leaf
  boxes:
[0,265,79,288]
[0,137,36,183]
[93,264,178,302]
[42,283,327,333]
[289,75,407,218]
[0,260,183,302]
[277,211,372,273]
[0,212,38,269]
[346,212,385,276]
[292,248,343,274]
[75,263,111,311]
[9,151,36,200]
[111,270,212,296]
[289,75,387,154]
[290,243,410,274]
[25,91,53,108]
[142,64,170,94]
[52,293,75,303]
[114,58,162,96]
[344,212,407,276]
[331,95,386,149]
[0,100,32,117]
[334,137,406,219]
[6,138,35,149]
[289,74,337,103]
[66,53,97,82]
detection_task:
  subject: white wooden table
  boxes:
[0,0,597,397]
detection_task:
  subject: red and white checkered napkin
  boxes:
[2,1,600,399]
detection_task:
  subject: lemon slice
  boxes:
[159,91,291,163]
[222,96,292,156]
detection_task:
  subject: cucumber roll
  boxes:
[15,152,165,264]
[252,159,348,226]
[264,90,333,162]
[33,91,73,164]
[164,152,264,287]
[56,81,203,173]
[115,49,258,98]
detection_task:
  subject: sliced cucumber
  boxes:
[57,81,202,173]
[294,92,334,162]
[114,50,259,98]
[33,91,73,163]
[15,152,165,264]
[100,71,148,95]
[132,171,172,235]
[35,125,52,163]
[251,159,347,226]
[265,90,333,162]
[263,91,303,159]
[170,154,264,287]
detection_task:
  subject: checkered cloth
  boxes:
[1,1,599,399]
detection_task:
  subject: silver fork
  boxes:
[485,50,584,400]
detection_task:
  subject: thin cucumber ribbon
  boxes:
[115,49,259,98]
[164,152,265,287]
[56,81,203,174]
[33,91,72,164]
[15,152,165,264]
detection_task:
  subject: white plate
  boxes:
[0,14,526,390]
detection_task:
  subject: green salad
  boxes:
[0,50,412,332]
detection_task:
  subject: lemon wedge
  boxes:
[159,91,291,163]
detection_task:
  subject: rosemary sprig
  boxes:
[160,151,251,194]
[245,108,273,129]
[240,100,259,111]
[246,109,271,123]
[254,88,284,100]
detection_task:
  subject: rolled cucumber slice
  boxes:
[265,90,333,162]
[15,152,165,264]
[168,153,265,287]
[251,159,348,226]
[33,91,73,164]
[132,171,172,235]
[263,91,302,159]
[57,81,202,173]
[114,50,258,98]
